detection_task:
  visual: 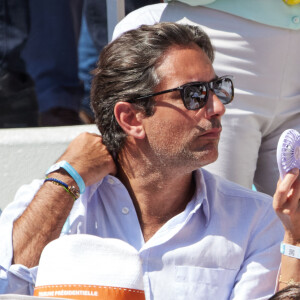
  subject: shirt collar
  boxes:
[86,169,211,227]
[192,168,210,227]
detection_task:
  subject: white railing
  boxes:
[0,125,98,211]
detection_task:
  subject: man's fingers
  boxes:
[273,168,300,211]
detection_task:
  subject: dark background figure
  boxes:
[0,0,159,128]
[21,0,84,126]
[0,0,38,128]
[20,0,160,127]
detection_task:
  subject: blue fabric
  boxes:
[21,0,160,113]
[0,0,29,73]
[78,14,99,116]
[21,0,84,112]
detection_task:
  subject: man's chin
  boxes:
[193,148,219,168]
[193,140,218,157]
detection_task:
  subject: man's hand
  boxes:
[273,169,300,290]
[58,133,117,187]
[273,168,300,244]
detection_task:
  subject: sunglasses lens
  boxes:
[183,84,208,110]
[213,77,233,104]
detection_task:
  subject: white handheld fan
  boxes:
[276,129,300,179]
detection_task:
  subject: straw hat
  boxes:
[33,234,145,300]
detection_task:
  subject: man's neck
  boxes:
[116,151,196,242]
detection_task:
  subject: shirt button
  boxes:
[292,16,300,24]
[108,178,114,185]
[122,207,129,215]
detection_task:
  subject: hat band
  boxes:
[34,284,145,300]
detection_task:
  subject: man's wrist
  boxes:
[46,160,85,194]
[283,232,300,247]
[281,242,300,259]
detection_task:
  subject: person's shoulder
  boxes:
[86,175,125,203]
[199,168,281,235]
[112,3,168,40]
[200,168,272,206]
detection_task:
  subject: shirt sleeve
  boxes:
[0,179,43,294]
[230,199,284,299]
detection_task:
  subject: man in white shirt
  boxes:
[0,22,296,299]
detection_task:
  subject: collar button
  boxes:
[122,207,129,215]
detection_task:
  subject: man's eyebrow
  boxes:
[181,75,219,86]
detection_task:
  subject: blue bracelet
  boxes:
[45,177,68,189]
[46,160,85,194]
[44,177,79,200]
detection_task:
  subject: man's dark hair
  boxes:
[91,22,215,154]
[268,285,300,300]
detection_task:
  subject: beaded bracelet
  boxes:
[279,275,300,286]
[44,177,80,201]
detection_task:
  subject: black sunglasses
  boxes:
[129,75,234,110]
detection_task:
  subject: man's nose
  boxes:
[204,90,226,118]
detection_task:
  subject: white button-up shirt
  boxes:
[0,169,283,299]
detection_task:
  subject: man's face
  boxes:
[141,43,226,172]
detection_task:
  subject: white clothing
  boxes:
[164,0,300,30]
[112,3,300,195]
[0,169,283,299]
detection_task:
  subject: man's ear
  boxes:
[114,102,145,139]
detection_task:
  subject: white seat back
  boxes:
[0,125,98,211]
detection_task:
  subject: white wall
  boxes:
[0,125,98,211]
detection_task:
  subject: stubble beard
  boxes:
[144,118,221,174]
[148,136,219,174]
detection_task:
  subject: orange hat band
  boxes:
[34,284,145,300]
